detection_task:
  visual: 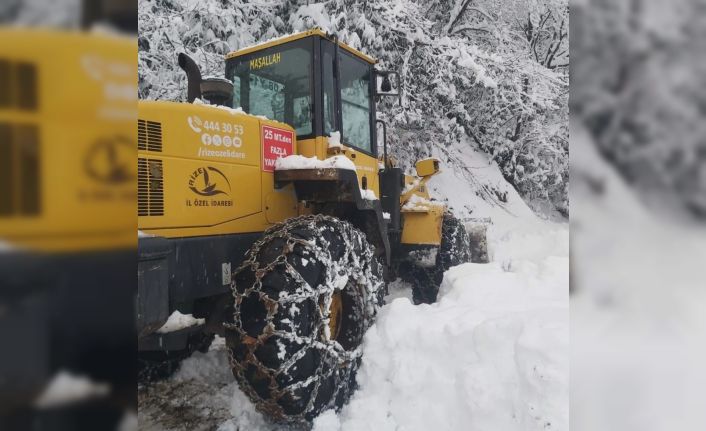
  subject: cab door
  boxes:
[321,40,379,199]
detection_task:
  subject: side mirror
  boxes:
[381,75,392,92]
[375,70,401,105]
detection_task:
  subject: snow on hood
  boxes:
[192,98,270,120]
[275,154,356,171]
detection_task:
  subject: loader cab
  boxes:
[225,29,377,157]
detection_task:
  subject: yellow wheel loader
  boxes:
[138,29,473,424]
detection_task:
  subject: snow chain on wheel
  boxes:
[224,215,384,424]
[436,212,472,283]
[409,212,472,304]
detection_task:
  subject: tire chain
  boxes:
[224,214,383,424]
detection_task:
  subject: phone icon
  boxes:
[188,116,202,133]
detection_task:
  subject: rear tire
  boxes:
[225,215,384,424]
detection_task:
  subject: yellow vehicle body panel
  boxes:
[0,30,136,252]
[296,136,326,159]
[401,206,444,245]
[351,152,381,199]
[306,136,381,199]
[298,136,381,199]
[136,101,381,240]
[400,171,445,246]
[137,101,298,237]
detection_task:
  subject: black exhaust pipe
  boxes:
[177,53,202,103]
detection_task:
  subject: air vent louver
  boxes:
[0,60,10,108]
[138,157,164,217]
[0,59,41,217]
[0,123,40,217]
[0,60,38,110]
[137,119,163,152]
[17,63,38,111]
[0,123,12,215]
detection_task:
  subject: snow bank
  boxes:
[157,311,205,334]
[427,136,539,226]
[315,220,569,431]
[571,120,706,431]
[275,154,356,171]
[181,337,275,431]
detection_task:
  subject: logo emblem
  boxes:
[188,166,231,197]
[84,136,135,184]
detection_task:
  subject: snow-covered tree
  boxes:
[572,0,706,220]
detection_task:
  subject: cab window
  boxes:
[338,52,372,152]
[229,39,313,137]
[322,47,337,135]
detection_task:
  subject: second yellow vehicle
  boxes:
[137,29,472,424]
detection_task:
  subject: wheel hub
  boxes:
[327,291,343,341]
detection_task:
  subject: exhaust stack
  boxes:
[177,53,202,103]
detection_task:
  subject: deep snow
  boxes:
[312,220,568,431]
[570,119,706,431]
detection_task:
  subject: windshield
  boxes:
[227,38,313,136]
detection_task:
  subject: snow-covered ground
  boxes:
[138,147,569,431]
[570,120,706,431]
[310,142,569,430]
[313,219,568,431]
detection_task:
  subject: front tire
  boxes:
[406,212,472,304]
[225,215,384,424]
